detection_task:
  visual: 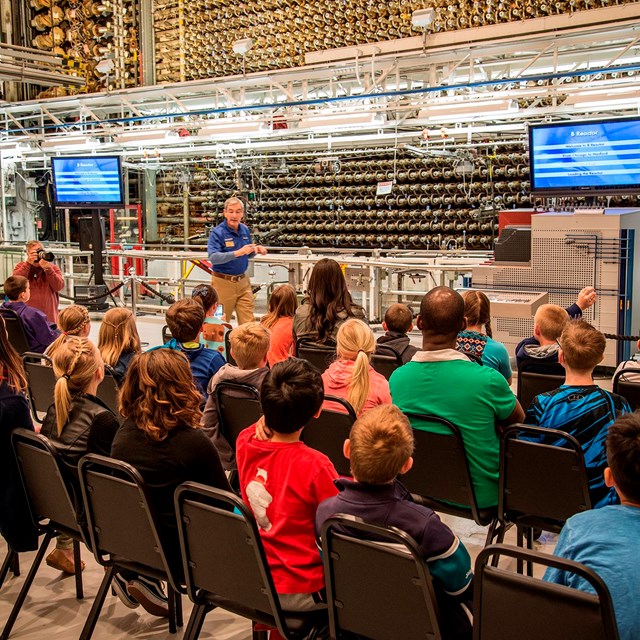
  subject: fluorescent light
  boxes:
[412,8,435,28]
[113,129,184,146]
[563,90,640,108]
[41,136,101,150]
[298,111,379,130]
[197,119,266,138]
[417,99,517,119]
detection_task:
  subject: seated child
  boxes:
[545,411,640,640]
[45,304,91,359]
[2,275,59,353]
[323,318,392,416]
[192,284,229,357]
[525,320,631,508]
[316,405,473,640]
[261,284,297,367]
[97,307,142,385]
[516,286,597,370]
[202,321,270,469]
[156,298,225,402]
[376,303,418,365]
[456,290,512,383]
[236,359,339,613]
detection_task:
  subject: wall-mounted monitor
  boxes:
[51,155,124,208]
[528,117,640,196]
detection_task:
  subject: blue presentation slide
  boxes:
[53,157,122,204]
[531,120,640,190]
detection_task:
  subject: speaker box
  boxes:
[78,216,106,252]
[74,284,109,311]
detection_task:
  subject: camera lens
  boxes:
[37,250,55,261]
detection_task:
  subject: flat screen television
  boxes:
[528,117,640,195]
[51,155,124,208]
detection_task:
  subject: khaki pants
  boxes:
[212,274,255,325]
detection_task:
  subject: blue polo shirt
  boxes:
[207,220,253,276]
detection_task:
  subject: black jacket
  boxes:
[376,331,419,364]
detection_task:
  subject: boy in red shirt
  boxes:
[236,358,339,613]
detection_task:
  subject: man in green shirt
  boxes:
[390,286,524,508]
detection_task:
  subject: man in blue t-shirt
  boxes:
[207,197,266,325]
[545,412,640,640]
[525,320,631,508]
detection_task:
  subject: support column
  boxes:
[143,168,158,243]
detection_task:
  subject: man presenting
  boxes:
[12,240,64,324]
[207,197,266,325]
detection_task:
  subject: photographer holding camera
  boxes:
[12,240,64,324]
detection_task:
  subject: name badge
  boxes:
[224,240,235,248]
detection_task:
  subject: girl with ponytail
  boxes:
[41,336,120,574]
[45,304,91,359]
[321,319,391,415]
[456,290,513,384]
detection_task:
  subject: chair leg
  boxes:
[525,528,534,577]
[183,603,212,640]
[10,552,19,578]
[0,549,17,590]
[252,622,270,640]
[73,540,84,600]
[79,565,115,640]
[175,592,183,627]
[168,586,177,634]
[516,526,524,575]
[1,531,54,640]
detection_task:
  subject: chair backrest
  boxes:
[295,337,336,373]
[371,345,403,380]
[475,544,619,640]
[301,396,357,476]
[401,413,482,522]
[499,424,592,531]
[175,482,294,637]
[224,329,237,366]
[96,365,120,416]
[1,307,30,355]
[321,515,443,640]
[517,361,565,411]
[162,324,172,344]
[612,368,640,411]
[78,454,179,588]
[22,352,55,422]
[215,381,262,451]
[11,428,83,537]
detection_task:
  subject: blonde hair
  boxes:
[534,304,570,341]
[98,307,142,367]
[119,350,202,441]
[559,319,606,372]
[46,305,90,359]
[349,405,414,484]
[336,319,375,415]
[51,337,102,436]
[230,322,270,369]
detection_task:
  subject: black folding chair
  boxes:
[499,424,591,574]
[516,361,565,412]
[475,544,619,640]
[0,549,20,590]
[78,454,185,639]
[96,365,120,416]
[3,430,86,640]
[175,482,327,640]
[321,514,444,640]
[301,395,357,477]
[22,351,55,423]
[295,337,336,373]
[371,345,403,380]
[612,367,640,410]
[162,324,173,344]
[0,308,30,355]
[401,413,506,547]
[225,329,237,366]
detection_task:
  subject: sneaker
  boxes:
[111,572,139,609]
[126,576,169,618]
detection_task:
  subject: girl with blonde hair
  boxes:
[45,304,91,358]
[261,283,297,366]
[97,307,142,384]
[41,336,120,574]
[321,318,391,415]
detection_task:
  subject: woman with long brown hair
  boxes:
[110,349,230,616]
[0,315,38,553]
[293,257,366,343]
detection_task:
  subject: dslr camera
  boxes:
[37,249,55,262]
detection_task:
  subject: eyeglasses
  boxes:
[192,285,209,298]
[555,339,563,350]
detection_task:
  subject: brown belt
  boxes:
[213,271,245,283]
